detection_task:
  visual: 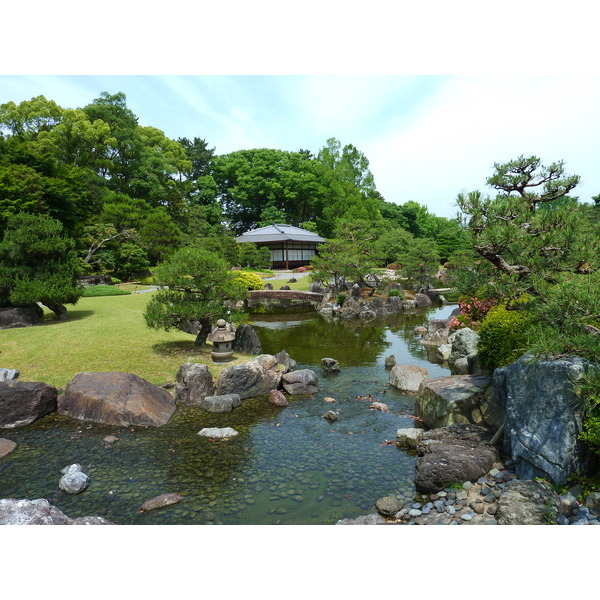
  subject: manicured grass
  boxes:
[263,274,311,291]
[0,292,252,390]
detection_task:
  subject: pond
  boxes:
[0,304,454,524]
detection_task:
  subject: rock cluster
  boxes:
[343,460,600,526]
[0,498,112,525]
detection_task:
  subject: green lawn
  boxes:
[262,273,311,291]
[1,292,252,390]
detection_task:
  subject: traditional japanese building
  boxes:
[235,224,325,269]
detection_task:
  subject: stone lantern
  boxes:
[207,319,235,362]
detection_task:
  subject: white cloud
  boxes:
[362,76,600,217]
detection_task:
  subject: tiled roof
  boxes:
[235,224,326,243]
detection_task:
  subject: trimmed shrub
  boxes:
[477,304,530,371]
[388,289,401,298]
[235,271,264,290]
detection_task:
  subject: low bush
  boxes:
[235,271,264,290]
[477,304,530,371]
[82,285,131,297]
[388,289,401,297]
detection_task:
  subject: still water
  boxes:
[0,305,453,524]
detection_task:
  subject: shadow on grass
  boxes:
[151,340,210,358]
[40,309,95,325]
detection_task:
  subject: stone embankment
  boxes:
[338,459,600,525]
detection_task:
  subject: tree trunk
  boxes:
[44,302,68,321]
[193,317,213,346]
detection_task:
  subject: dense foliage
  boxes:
[0,213,83,319]
[456,155,600,457]
[144,248,247,345]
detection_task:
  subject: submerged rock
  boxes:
[58,372,176,427]
[198,427,239,439]
[0,438,17,459]
[268,389,289,407]
[384,355,396,368]
[322,410,338,422]
[141,493,183,512]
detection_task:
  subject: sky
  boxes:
[2,74,599,219]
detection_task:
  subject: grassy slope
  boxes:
[1,292,251,389]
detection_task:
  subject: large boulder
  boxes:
[420,319,450,346]
[174,363,214,406]
[0,305,42,329]
[414,424,498,493]
[495,354,597,485]
[58,372,176,427]
[232,324,262,355]
[389,364,429,392]
[0,381,57,429]
[496,480,560,525]
[447,327,480,374]
[415,374,503,430]
[414,293,433,308]
[0,498,112,525]
[216,355,282,400]
[281,369,319,395]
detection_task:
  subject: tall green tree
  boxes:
[0,213,82,319]
[397,238,441,290]
[316,138,382,236]
[211,148,325,234]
